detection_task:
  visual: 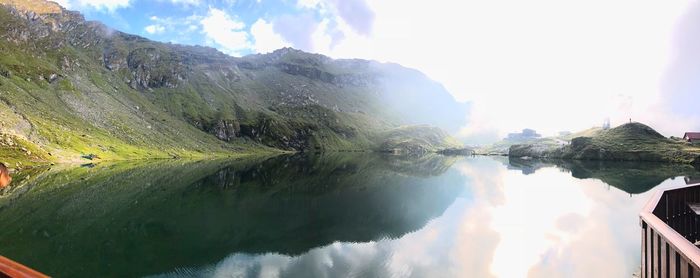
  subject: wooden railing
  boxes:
[640,183,700,278]
[0,256,48,278]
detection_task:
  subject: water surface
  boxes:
[0,154,698,277]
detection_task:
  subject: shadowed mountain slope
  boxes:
[0,0,468,164]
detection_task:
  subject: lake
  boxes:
[0,154,698,277]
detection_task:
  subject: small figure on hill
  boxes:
[0,163,12,187]
[603,118,611,130]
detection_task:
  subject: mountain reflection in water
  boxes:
[0,155,698,277]
[0,153,465,278]
[152,157,700,278]
[507,157,700,194]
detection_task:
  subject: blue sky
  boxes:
[55,0,371,57]
[52,0,700,142]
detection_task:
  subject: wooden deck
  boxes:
[640,183,700,278]
[0,256,48,278]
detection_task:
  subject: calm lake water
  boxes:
[0,154,699,278]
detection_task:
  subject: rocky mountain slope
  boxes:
[509,123,700,164]
[0,0,468,164]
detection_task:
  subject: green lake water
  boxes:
[0,154,698,277]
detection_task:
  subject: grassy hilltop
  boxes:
[509,122,700,164]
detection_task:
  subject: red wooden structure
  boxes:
[0,256,48,278]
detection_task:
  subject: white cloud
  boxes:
[163,0,202,6]
[222,0,237,6]
[52,0,71,8]
[73,0,131,11]
[298,0,695,141]
[251,19,291,53]
[297,0,321,9]
[185,14,203,22]
[309,18,333,52]
[200,8,251,56]
[145,24,165,34]
[142,14,201,39]
[57,0,196,12]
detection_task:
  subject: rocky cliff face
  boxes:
[125,47,185,89]
[0,0,468,159]
[211,120,240,142]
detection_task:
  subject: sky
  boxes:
[52,0,700,143]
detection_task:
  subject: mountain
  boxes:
[0,0,468,165]
[509,122,700,164]
[378,125,464,154]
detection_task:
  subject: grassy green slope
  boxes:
[377,125,464,153]
[0,5,273,163]
[0,1,469,164]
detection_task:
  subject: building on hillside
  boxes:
[506,128,541,141]
[683,132,700,142]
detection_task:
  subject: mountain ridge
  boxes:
[0,0,469,165]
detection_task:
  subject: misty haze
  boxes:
[0,0,699,277]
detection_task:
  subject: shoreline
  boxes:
[504,152,700,166]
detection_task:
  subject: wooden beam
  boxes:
[0,256,49,278]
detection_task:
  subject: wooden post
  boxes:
[641,184,700,278]
[643,222,648,278]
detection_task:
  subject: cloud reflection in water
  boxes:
[153,157,691,278]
